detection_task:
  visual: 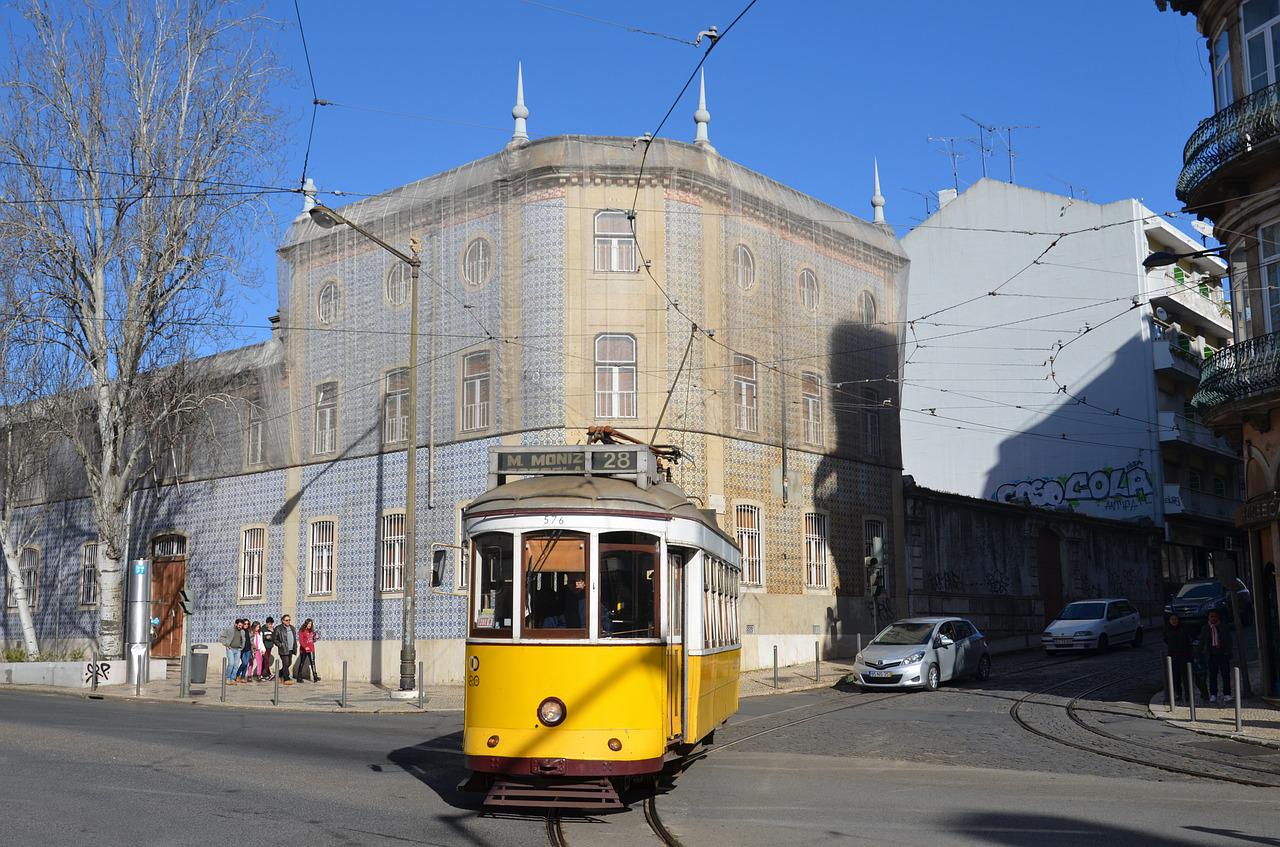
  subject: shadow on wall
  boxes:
[813,319,900,635]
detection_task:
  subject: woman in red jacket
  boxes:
[296,618,320,683]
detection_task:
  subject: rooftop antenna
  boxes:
[1050,174,1087,200]
[995,124,1039,183]
[961,113,995,179]
[904,188,937,217]
[927,135,965,192]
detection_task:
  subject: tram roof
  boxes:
[465,474,735,546]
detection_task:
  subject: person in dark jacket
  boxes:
[273,614,299,685]
[1164,614,1194,702]
[1201,610,1234,704]
[260,617,275,681]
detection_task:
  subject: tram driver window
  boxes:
[600,531,659,638]
[523,531,589,637]
[472,532,514,634]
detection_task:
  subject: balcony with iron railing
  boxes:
[1192,329,1280,421]
[1177,80,1280,202]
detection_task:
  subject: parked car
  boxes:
[851,617,991,691]
[1164,579,1251,628]
[1042,598,1142,654]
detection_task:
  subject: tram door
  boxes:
[666,549,687,742]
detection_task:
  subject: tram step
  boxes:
[483,778,623,809]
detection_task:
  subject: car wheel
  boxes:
[1131,627,1143,648]
[925,663,940,691]
[975,654,992,682]
[1097,634,1110,654]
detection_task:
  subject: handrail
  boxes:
[1178,80,1280,200]
[1193,330,1280,414]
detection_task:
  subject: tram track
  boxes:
[1011,671,1280,788]
[545,792,683,847]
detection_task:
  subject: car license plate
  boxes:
[866,670,893,678]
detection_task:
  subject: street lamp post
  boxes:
[309,203,423,693]
[1141,246,1227,269]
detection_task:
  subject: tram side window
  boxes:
[473,532,515,634]
[600,531,658,638]
[523,531,589,637]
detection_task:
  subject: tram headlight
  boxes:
[486,735,500,748]
[608,738,623,752]
[537,696,567,727]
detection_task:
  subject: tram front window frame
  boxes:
[522,530,591,639]
[471,531,516,637]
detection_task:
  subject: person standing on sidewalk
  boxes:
[1164,613,1194,703]
[1202,610,1234,704]
[221,619,245,683]
[246,621,264,683]
[296,618,320,683]
[260,617,275,681]
[273,614,298,685]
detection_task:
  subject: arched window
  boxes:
[317,281,339,324]
[463,237,492,286]
[734,244,755,290]
[385,264,409,306]
[798,268,819,311]
[594,211,637,272]
[595,334,637,418]
[859,290,877,326]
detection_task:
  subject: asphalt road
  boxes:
[1,643,1277,847]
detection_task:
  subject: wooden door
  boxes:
[150,558,186,658]
[1037,529,1064,626]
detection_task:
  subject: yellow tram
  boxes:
[461,440,741,807]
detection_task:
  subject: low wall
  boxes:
[0,658,166,688]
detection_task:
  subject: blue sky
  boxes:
[240,1,1210,338]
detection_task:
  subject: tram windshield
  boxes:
[472,532,515,633]
[600,531,658,638]
[523,531,589,637]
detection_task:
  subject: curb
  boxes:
[1146,693,1280,751]
[0,683,461,714]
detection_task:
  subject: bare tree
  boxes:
[0,0,282,658]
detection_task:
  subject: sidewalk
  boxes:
[1148,674,1280,748]
[739,656,856,697]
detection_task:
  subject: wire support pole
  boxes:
[402,242,423,694]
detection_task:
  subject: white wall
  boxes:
[901,180,1162,523]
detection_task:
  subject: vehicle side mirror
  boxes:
[431,548,446,588]
[935,635,954,648]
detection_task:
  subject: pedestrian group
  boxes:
[219,615,321,685]
[1164,610,1235,705]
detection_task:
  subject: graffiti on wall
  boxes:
[992,460,1154,514]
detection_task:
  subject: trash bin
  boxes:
[189,644,209,685]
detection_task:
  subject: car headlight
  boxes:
[854,652,864,665]
[537,697,567,727]
[1074,631,1094,638]
[904,651,926,664]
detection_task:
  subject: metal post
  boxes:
[1229,587,1253,697]
[773,645,779,689]
[815,641,821,682]
[135,654,142,697]
[90,651,98,694]
[400,248,422,694]
[1187,662,1196,722]
[418,660,425,709]
[341,660,348,709]
[220,657,227,703]
[273,670,280,706]
[857,633,863,656]
[1234,666,1244,733]
[1165,656,1176,712]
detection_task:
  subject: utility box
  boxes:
[189,644,209,685]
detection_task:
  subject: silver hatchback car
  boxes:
[851,617,992,690]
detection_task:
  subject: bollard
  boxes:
[418,660,425,710]
[1186,663,1196,722]
[815,641,821,682]
[1234,666,1243,733]
[341,660,348,709]
[220,657,227,703]
[179,651,189,700]
[273,668,280,706]
[773,645,779,689]
[91,651,98,694]
[857,633,863,657]
[1165,656,1176,712]
[135,653,142,697]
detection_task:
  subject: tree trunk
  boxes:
[97,543,125,660]
[1,536,39,657]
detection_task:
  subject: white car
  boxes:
[1042,598,1142,654]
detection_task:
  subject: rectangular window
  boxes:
[595,334,637,418]
[1213,29,1233,109]
[594,210,638,272]
[804,512,828,588]
[462,352,491,432]
[1244,0,1280,92]
[1189,469,1203,492]
[472,531,515,634]
[314,382,337,455]
[383,369,409,444]
[7,548,38,610]
[246,403,264,467]
[862,389,882,455]
[735,504,763,586]
[1213,476,1227,498]
[308,520,335,596]
[733,355,759,433]
[802,372,823,445]
[455,504,470,592]
[240,528,265,600]
[864,518,886,559]
[379,512,405,593]
[79,542,98,606]
[523,532,589,637]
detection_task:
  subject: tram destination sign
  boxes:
[491,445,657,486]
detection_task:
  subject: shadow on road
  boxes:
[947,811,1246,847]
[386,730,480,814]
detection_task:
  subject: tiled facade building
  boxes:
[2,88,909,681]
